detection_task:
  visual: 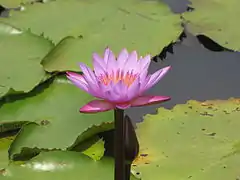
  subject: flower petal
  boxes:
[116,102,131,109]
[106,49,117,72]
[111,80,128,101]
[79,63,97,85]
[131,95,171,107]
[127,77,141,101]
[117,48,129,68]
[92,53,106,76]
[79,63,103,98]
[66,72,89,92]
[103,47,110,64]
[124,51,138,72]
[144,66,171,91]
[139,55,151,72]
[80,100,115,113]
[66,72,87,85]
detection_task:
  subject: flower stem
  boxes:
[114,108,125,180]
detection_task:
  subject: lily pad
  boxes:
[133,99,240,179]
[0,136,15,169]
[0,0,53,8]
[0,75,113,158]
[1,0,182,71]
[0,0,28,8]
[183,0,240,51]
[1,151,138,180]
[0,23,53,98]
[78,136,105,161]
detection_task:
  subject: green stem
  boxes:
[114,108,125,180]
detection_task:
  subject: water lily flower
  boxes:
[66,48,171,113]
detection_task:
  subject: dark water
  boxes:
[126,1,240,122]
[162,0,191,13]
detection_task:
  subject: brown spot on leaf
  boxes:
[223,110,230,114]
[200,112,213,116]
[40,120,50,126]
[133,153,151,166]
[206,132,216,136]
[232,107,240,112]
[201,102,213,106]
[0,169,6,175]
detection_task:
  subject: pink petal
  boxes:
[66,72,89,92]
[127,77,141,101]
[106,49,117,72]
[80,100,115,113]
[103,47,110,64]
[117,48,129,68]
[116,102,131,109]
[111,80,128,101]
[79,63,103,97]
[124,51,138,72]
[139,55,151,72]
[144,66,171,91]
[92,53,106,76]
[66,72,87,84]
[131,95,171,107]
[79,63,97,85]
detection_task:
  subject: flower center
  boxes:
[98,69,138,87]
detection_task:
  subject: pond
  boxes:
[0,0,239,180]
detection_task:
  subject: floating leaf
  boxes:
[0,0,54,8]
[1,0,182,71]
[0,0,28,8]
[133,99,240,179]
[0,23,53,98]
[0,75,113,158]
[0,151,138,179]
[183,0,240,50]
[79,136,105,161]
[0,136,15,169]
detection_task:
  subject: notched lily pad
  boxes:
[0,135,15,169]
[1,151,138,180]
[0,0,54,8]
[74,136,105,161]
[1,0,182,72]
[0,75,114,159]
[0,23,53,98]
[133,98,240,180]
[183,0,240,51]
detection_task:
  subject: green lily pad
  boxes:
[1,0,182,71]
[0,23,53,98]
[0,136,15,169]
[0,0,54,8]
[77,136,105,161]
[1,151,138,180]
[0,0,28,7]
[132,99,240,180]
[183,0,240,51]
[0,75,113,158]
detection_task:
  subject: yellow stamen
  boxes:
[98,69,137,87]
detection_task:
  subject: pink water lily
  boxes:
[66,48,171,113]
